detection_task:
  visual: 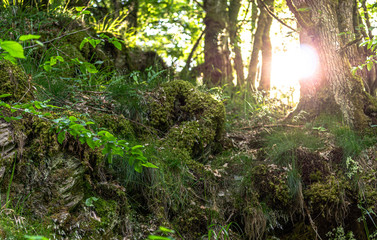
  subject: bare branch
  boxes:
[258,0,298,32]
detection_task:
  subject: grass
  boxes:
[265,128,324,166]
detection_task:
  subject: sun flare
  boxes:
[270,44,319,102]
[271,44,319,87]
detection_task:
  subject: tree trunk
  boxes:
[125,0,139,32]
[286,0,377,128]
[246,0,274,91]
[258,0,273,93]
[203,0,229,86]
[229,0,245,87]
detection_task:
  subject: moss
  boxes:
[0,60,33,103]
[93,198,119,228]
[147,80,225,158]
[304,175,349,220]
[165,120,215,156]
[249,164,292,208]
[279,222,316,240]
[91,113,134,139]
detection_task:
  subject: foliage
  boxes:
[53,115,157,172]
[265,128,324,165]
[107,66,169,119]
[148,226,176,240]
[0,35,40,63]
[225,87,296,130]
[326,227,356,240]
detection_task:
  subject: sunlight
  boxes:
[271,44,319,86]
[270,44,319,102]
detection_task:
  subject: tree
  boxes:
[286,0,377,128]
[246,0,274,92]
[203,0,232,86]
[229,0,245,87]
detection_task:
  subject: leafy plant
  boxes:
[326,227,356,240]
[0,35,40,62]
[53,115,157,172]
[85,196,99,207]
[148,226,176,240]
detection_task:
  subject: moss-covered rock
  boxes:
[147,80,225,158]
[91,113,134,139]
[0,60,33,103]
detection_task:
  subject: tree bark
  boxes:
[203,0,230,86]
[258,0,273,93]
[125,0,139,32]
[229,0,245,87]
[246,0,274,91]
[287,0,377,128]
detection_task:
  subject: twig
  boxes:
[193,0,204,9]
[336,36,363,53]
[23,28,91,49]
[305,204,323,240]
[241,124,304,130]
[258,0,297,33]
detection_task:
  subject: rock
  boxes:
[147,80,225,158]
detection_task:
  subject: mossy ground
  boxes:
[1,7,377,240]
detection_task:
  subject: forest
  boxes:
[0,0,377,239]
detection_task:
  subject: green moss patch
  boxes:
[0,60,33,103]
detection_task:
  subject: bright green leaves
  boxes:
[80,34,123,52]
[19,35,41,41]
[0,35,41,63]
[80,37,101,50]
[148,226,176,240]
[84,196,99,207]
[0,41,25,59]
[0,98,54,123]
[53,116,157,172]
[42,55,65,72]
[353,37,377,74]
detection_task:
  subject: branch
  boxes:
[24,28,91,49]
[336,36,363,53]
[285,0,310,30]
[193,0,204,9]
[258,0,297,32]
[241,123,304,130]
[181,29,205,74]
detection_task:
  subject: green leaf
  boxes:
[147,235,171,240]
[131,145,143,150]
[69,116,77,122]
[58,131,66,144]
[83,62,98,73]
[24,235,49,240]
[367,61,373,71]
[75,6,85,11]
[36,40,44,46]
[134,163,143,173]
[0,41,25,58]
[159,226,174,233]
[0,94,11,98]
[112,41,122,50]
[80,38,89,50]
[19,35,41,41]
[142,162,158,169]
[86,138,96,149]
[10,116,22,121]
